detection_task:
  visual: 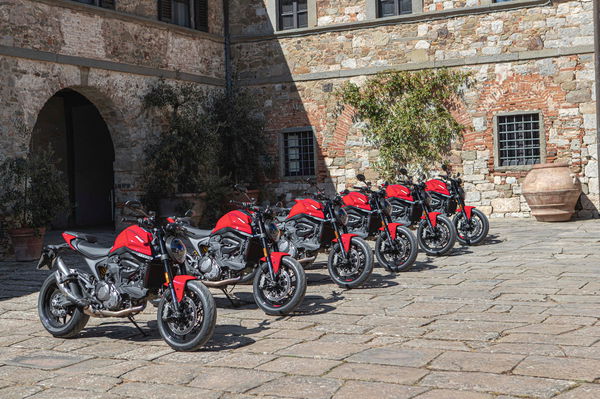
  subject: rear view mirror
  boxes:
[356,174,366,182]
[399,168,408,176]
[442,164,448,172]
[234,184,247,193]
[185,209,194,218]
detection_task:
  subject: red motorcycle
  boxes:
[342,174,418,272]
[176,186,307,316]
[385,169,457,256]
[426,164,489,245]
[276,179,374,288]
[37,201,216,351]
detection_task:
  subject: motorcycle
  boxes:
[37,201,216,351]
[175,186,306,316]
[276,179,374,288]
[342,173,418,272]
[426,164,490,245]
[385,169,457,256]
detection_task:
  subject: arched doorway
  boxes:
[31,89,115,228]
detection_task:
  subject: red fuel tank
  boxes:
[342,191,371,211]
[110,225,154,256]
[385,184,414,202]
[212,210,253,235]
[425,179,451,196]
[287,198,325,220]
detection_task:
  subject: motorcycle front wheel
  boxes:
[157,280,216,351]
[375,226,418,272]
[38,274,89,338]
[454,208,489,245]
[327,237,374,289]
[253,256,306,316]
[417,215,457,256]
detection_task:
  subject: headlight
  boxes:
[383,200,392,217]
[266,222,281,242]
[335,207,349,225]
[165,237,187,264]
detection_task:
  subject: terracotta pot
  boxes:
[522,162,581,222]
[159,193,207,226]
[8,227,46,262]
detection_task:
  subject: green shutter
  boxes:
[194,0,208,31]
[158,0,172,23]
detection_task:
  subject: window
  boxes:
[158,0,208,31]
[496,113,542,167]
[378,0,412,17]
[71,0,115,9]
[279,0,308,30]
[283,130,315,177]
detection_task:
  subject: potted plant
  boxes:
[0,148,68,261]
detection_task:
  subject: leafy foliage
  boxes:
[0,147,68,229]
[339,69,472,179]
[141,82,270,224]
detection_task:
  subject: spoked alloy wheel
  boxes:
[38,274,89,338]
[253,257,306,316]
[454,209,489,245]
[157,280,216,351]
[375,226,418,272]
[327,237,374,288]
[417,215,457,256]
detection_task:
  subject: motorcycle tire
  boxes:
[327,237,374,289]
[375,226,418,273]
[417,214,457,256]
[454,208,489,246]
[157,280,216,351]
[253,256,307,316]
[38,273,89,338]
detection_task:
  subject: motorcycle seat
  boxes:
[73,240,111,259]
[184,226,212,239]
[64,231,98,243]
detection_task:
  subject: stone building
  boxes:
[0,0,599,254]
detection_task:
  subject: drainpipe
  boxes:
[594,0,600,213]
[223,0,232,97]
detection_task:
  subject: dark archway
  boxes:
[31,89,115,228]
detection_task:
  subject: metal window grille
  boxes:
[279,0,308,30]
[378,0,412,17]
[283,130,315,177]
[497,113,541,167]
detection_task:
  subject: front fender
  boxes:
[332,233,358,252]
[170,275,197,303]
[421,212,442,228]
[378,222,405,240]
[461,206,475,220]
[260,252,290,274]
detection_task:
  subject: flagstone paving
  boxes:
[1,218,600,398]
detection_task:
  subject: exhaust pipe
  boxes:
[202,277,243,287]
[83,303,146,318]
[54,266,89,307]
[298,256,316,265]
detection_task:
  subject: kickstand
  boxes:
[221,288,241,308]
[128,316,148,337]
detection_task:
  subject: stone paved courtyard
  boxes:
[1,219,600,398]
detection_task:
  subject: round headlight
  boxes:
[336,207,349,226]
[383,200,392,217]
[166,237,187,264]
[266,222,281,242]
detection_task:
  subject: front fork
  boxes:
[256,215,277,280]
[156,229,181,314]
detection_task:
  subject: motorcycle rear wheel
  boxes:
[417,215,457,256]
[327,237,374,288]
[38,274,89,338]
[157,280,216,351]
[253,257,307,316]
[454,208,489,245]
[375,226,418,272]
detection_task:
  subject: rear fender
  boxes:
[421,212,442,228]
[461,206,475,220]
[170,275,197,303]
[378,222,405,240]
[332,233,358,252]
[260,252,289,274]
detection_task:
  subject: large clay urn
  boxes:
[8,227,46,261]
[522,162,581,222]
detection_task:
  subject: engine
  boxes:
[345,208,370,236]
[94,257,147,311]
[188,234,249,281]
[278,218,322,257]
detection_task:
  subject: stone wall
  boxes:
[317,0,366,25]
[232,0,598,218]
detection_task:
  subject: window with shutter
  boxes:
[158,0,173,23]
[195,0,209,32]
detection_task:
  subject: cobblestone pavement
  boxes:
[1,219,600,398]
